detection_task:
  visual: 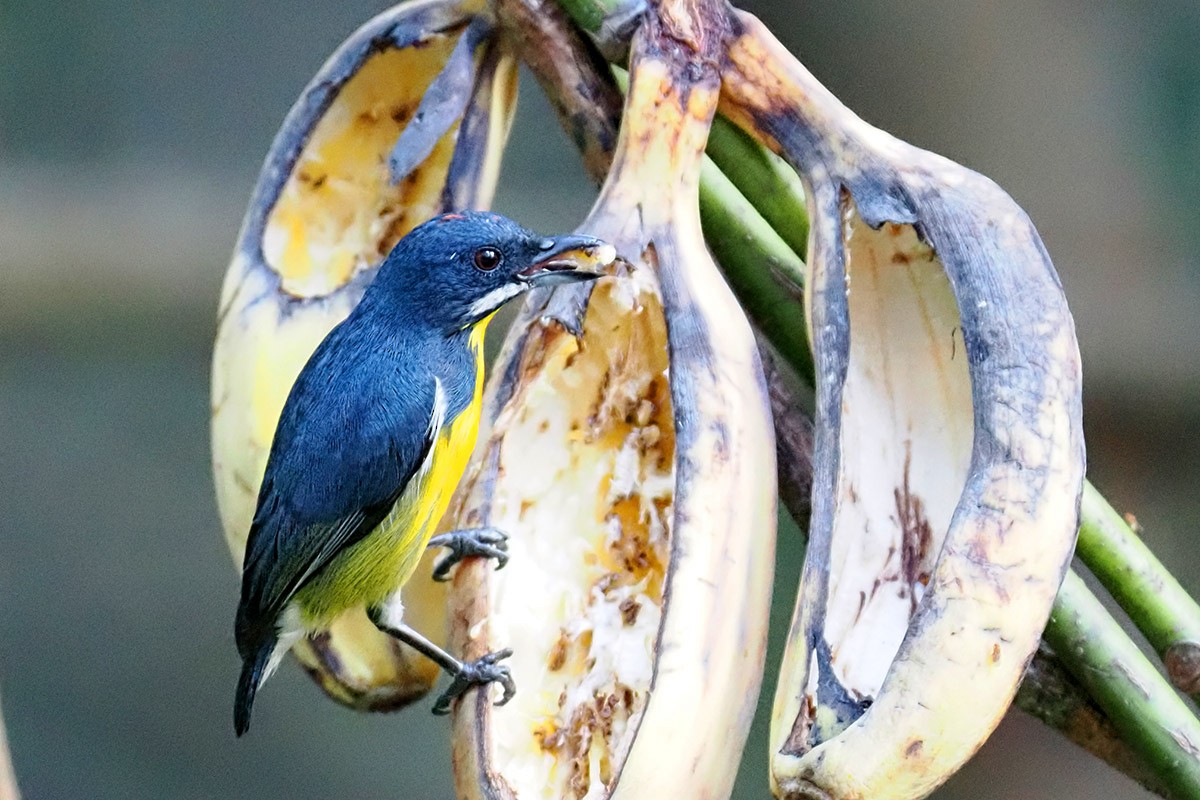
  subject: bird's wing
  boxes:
[243,465,423,622]
[235,347,446,653]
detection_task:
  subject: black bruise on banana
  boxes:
[632,24,735,476]
[656,254,735,470]
[438,36,511,208]
[759,345,814,529]
[389,16,492,185]
[533,283,594,339]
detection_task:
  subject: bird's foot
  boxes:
[432,648,516,715]
[427,527,509,582]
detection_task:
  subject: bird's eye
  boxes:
[473,247,502,272]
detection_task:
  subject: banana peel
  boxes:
[210,0,517,711]
[445,15,776,800]
[717,11,1085,799]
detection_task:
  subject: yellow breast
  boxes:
[292,318,490,625]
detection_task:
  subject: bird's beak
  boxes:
[516,235,617,287]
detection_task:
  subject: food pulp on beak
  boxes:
[520,239,618,285]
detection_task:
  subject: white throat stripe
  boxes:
[467,283,525,319]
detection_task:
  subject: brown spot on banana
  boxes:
[445,12,775,800]
[211,0,516,711]
[719,10,1084,800]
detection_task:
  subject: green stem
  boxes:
[706,117,810,262]
[700,159,814,384]
[557,0,633,33]
[1044,572,1200,799]
[1016,643,1171,797]
[1077,481,1200,699]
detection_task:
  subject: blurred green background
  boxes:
[2,1,1198,798]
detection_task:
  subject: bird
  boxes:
[233,211,614,736]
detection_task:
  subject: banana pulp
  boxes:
[452,273,675,798]
[447,17,776,800]
[782,208,973,741]
[211,0,517,710]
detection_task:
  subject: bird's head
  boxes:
[370,211,616,333]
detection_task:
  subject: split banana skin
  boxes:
[212,1,1084,799]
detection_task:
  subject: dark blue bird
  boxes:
[234,211,613,735]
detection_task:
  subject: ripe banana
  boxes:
[211,0,517,711]
[718,11,1086,799]
[444,13,776,800]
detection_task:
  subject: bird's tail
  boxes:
[234,637,275,737]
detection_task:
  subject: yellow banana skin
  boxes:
[445,14,776,800]
[211,0,517,711]
[718,11,1085,800]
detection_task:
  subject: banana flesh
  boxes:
[446,17,776,800]
[718,12,1085,799]
[210,0,517,711]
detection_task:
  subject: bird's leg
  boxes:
[367,607,516,715]
[426,526,509,581]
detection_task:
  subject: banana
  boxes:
[717,11,1086,799]
[211,0,517,711]
[443,12,775,800]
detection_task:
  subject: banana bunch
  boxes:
[711,11,1086,800]
[211,0,516,710]
[214,0,1087,796]
[442,14,776,800]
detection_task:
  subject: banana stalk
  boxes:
[705,116,810,266]
[1077,482,1200,699]
[445,8,775,799]
[490,0,622,185]
[211,0,517,711]
[718,11,1086,799]
[1045,573,1200,797]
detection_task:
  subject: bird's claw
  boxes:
[429,527,509,582]
[431,648,516,716]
